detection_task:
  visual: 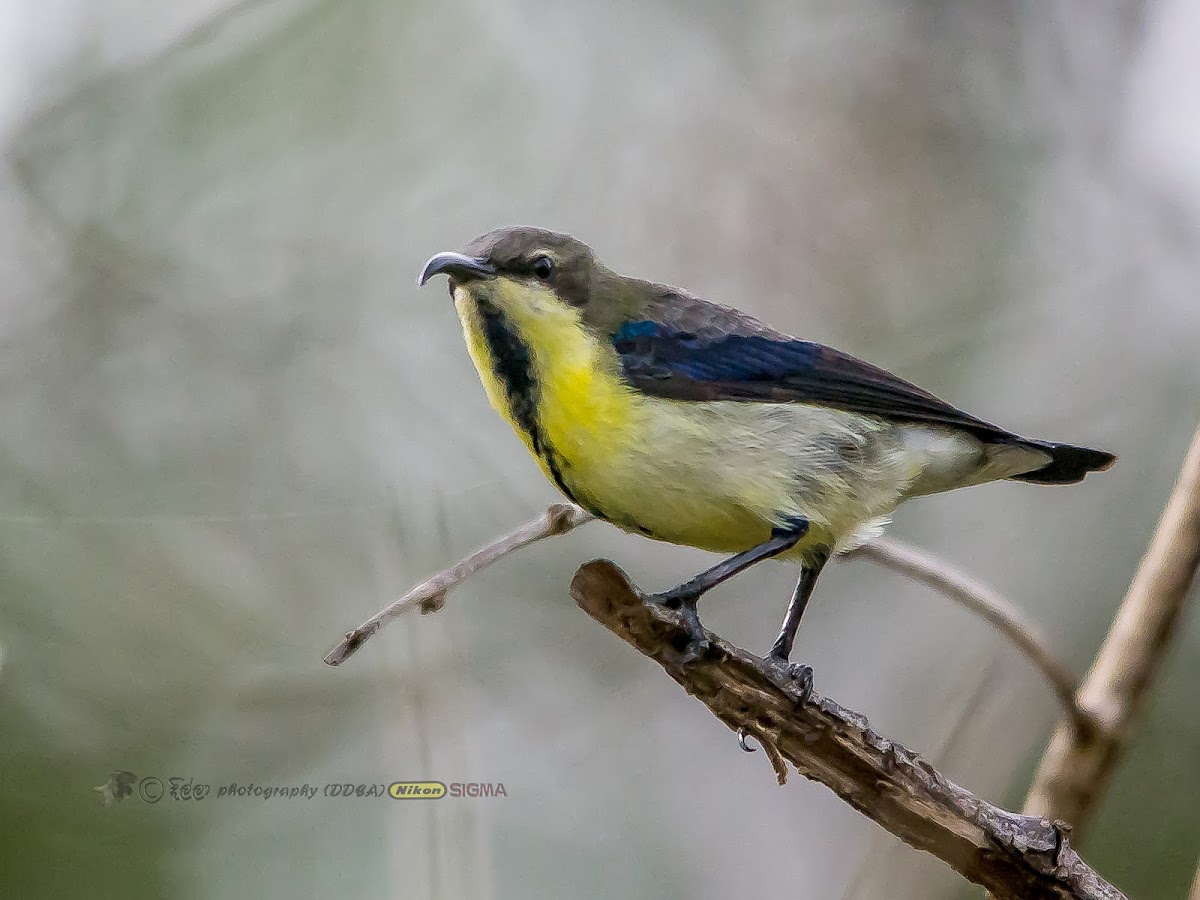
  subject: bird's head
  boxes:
[418,227,640,340]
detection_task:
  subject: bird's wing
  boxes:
[612,316,1014,442]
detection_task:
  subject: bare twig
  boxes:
[323,504,594,666]
[569,560,1127,900]
[325,504,1081,721]
[1023,425,1200,835]
[845,538,1094,738]
[1189,859,1200,900]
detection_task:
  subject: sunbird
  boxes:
[418,227,1115,677]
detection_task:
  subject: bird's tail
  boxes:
[1005,439,1116,485]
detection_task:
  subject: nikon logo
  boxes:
[388,782,446,799]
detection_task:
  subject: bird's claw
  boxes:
[766,655,815,703]
[673,602,711,665]
[654,585,697,611]
[787,662,814,701]
[737,727,758,753]
[651,592,711,667]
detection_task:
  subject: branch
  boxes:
[325,506,1081,722]
[323,504,594,666]
[845,538,1095,738]
[1023,425,1200,835]
[1190,860,1200,900]
[569,560,1127,900]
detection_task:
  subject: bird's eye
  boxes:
[532,255,554,281]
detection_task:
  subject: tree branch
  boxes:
[1022,425,1200,835]
[845,538,1095,738]
[324,506,1082,727]
[323,503,594,666]
[1190,859,1200,900]
[569,559,1126,900]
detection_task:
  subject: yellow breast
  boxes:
[452,282,635,503]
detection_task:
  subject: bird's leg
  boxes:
[653,519,809,664]
[765,549,829,696]
[657,523,809,607]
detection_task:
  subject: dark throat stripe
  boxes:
[476,300,581,507]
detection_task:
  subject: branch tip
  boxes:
[1023,424,1200,834]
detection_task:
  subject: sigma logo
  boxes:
[448,782,507,798]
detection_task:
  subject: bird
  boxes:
[418,226,1115,683]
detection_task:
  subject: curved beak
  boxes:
[417,251,496,286]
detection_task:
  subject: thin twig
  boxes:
[570,560,1127,900]
[1023,425,1200,836]
[845,538,1095,738]
[323,504,594,666]
[325,506,1080,722]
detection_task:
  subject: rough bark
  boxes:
[571,559,1127,900]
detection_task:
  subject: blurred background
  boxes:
[1,0,1198,897]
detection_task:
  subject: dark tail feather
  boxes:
[1007,440,1117,485]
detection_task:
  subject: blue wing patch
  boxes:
[611,320,1012,440]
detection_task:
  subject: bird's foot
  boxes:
[650,590,711,666]
[764,650,815,703]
